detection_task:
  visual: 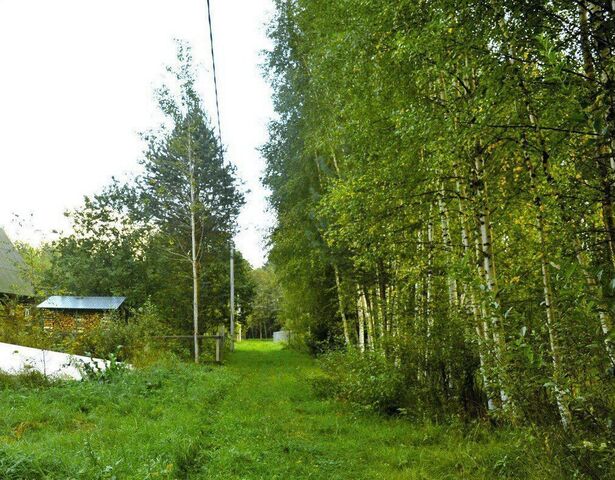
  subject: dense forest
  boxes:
[263,0,615,473]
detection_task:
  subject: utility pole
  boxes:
[230,242,235,352]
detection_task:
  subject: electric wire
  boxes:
[205,0,235,348]
[205,0,223,145]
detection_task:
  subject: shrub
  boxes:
[73,301,175,365]
[0,300,178,367]
[75,352,130,383]
[316,349,405,414]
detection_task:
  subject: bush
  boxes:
[0,302,51,350]
[76,352,130,383]
[316,348,405,414]
[76,301,174,365]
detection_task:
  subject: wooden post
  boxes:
[215,325,225,363]
[220,325,225,362]
[230,244,235,352]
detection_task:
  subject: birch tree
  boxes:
[263,0,615,450]
[139,44,243,360]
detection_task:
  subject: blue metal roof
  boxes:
[37,296,126,311]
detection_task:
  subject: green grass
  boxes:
[0,360,237,479]
[0,341,561,479]
[191,341,557,480]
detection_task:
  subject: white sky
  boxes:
[0,0,275,267]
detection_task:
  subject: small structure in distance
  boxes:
[37,296,127,334]
[273,330,291,343]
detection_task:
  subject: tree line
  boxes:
[263,0,615,443]
[17,45,280,347]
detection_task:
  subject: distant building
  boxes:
[273,330,291,343]
[37,296,126,334]
[0,228,34,298]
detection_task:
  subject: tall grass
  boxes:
[0,361,236,479]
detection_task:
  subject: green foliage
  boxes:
[0,301,51,351]
[0,299,180,366]
[77,353,130,383]
[77,302,174,365]
[245,265,281,338]
[263,0,615,473]
[316,349,405,414]
[32,42,249,336]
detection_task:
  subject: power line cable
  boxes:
[205,0,235,350]
[205,0,223,145]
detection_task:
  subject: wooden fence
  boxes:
[153,326,226,363]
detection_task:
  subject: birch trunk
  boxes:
[457,177,496,411]
[438,185,458,308]
[415,230,424,325]
[362,288,375,351]
[520,134,572,429]
[188,133,200,364]
[426,211,434,338]
[575,4,615,363]
[579,3,615,270]
[377,261,389,336]
[515,31,615,368]
[333,265,351,346]
[357,285,366,353]
[575,245,615,366]
[474,152,512,411]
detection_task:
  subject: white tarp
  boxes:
[0,341,108,380]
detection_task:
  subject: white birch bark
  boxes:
[426,211,434,337]
[576,246,615,366]
[334,265,351,346]
[520,134,572,429]
[474,154,512,410]
[357,285,365,353]
[457,178,496,411]
[362,288,375,351]
[438,185,458,308]
[188,133,200,364]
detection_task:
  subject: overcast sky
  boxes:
[0,0,275,267]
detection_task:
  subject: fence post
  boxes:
[215,325,226,363]
[219,325,225,362]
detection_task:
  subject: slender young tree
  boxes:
[139,43,243,361]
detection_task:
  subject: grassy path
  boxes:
[0,340,548,479]
[193,340,534,480]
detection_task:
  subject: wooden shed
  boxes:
[37,296,126,334]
